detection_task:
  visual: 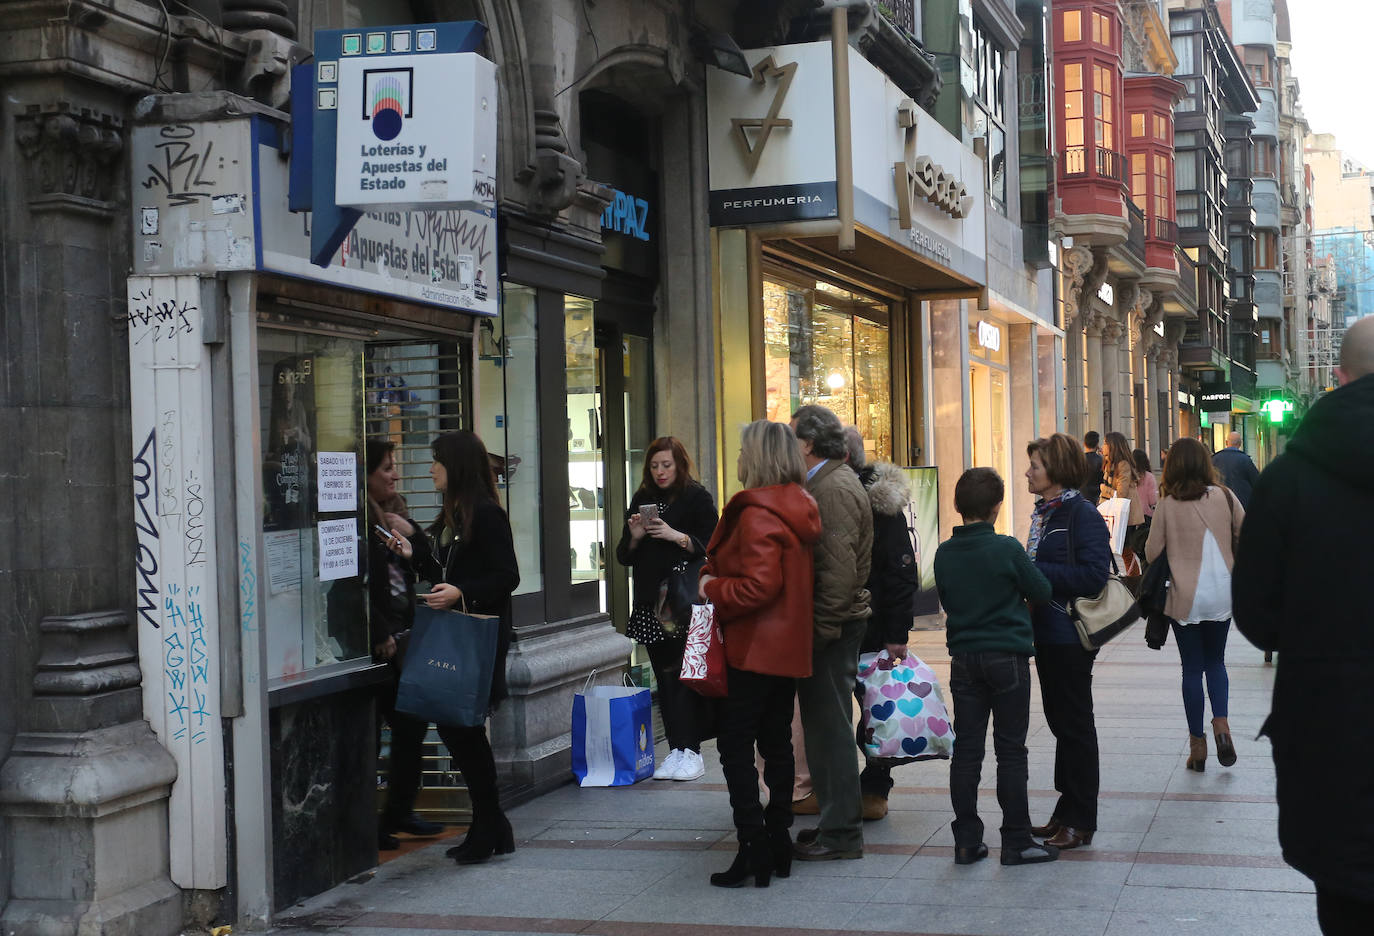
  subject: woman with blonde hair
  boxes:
[1145,437,1245,771]
[698,421,821,888]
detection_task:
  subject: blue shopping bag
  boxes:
[395,604,500,727]
[571,680,654,787]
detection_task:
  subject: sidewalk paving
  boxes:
[271,628,1318,936]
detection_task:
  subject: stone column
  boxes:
[1009,323,1038,541]
[0,613,180,934]
[1102,317,1126,434]
[929,298,969,542]
[1085,313,1105,434]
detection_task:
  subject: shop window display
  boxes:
[762,273,893,462]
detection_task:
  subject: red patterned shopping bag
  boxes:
[680,603,727,697]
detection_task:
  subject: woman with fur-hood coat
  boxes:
[843,432,921,820]
[856,461,919,654]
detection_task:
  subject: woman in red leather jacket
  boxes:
[698,420,821,889]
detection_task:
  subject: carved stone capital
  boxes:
[13,102,125,219]
[1101,319,1126,345]
[1063,245,1104,324]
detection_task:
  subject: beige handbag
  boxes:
[1067,520,1142,651]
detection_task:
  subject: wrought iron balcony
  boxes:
[1152,218,1179,243]
[878,0,919,37]
[1062,146,1125,182]
[1126,202,1146,263]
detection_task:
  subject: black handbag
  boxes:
[656,550,706,634]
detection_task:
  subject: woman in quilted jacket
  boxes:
[698,420,821,889]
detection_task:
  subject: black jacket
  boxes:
[1079,451,1104,504]
[857,463,918,650]
[368,519,417,650]
[409,497,520,709]
[614,481,718,607]
[1211,447,1260,509]
[1029,494,1112,647]
[1233,374,1374,899]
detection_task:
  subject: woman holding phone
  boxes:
[615,437,719,782]
[380,430,520,864]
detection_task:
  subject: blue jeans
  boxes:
[949,651,1033,850]
[1170,619,1230,737]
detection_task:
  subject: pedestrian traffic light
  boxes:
[1261,398,1295,424]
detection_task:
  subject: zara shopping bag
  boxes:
[394,603,500,728]
[571,676,655,787]
[856,650,955,765]
[679,602,728,697]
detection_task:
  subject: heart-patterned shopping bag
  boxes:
[856,650,954,764]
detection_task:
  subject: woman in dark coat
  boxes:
[1024,433,1111,851]
[383,430,519,865]
[615,437,719,782]
[367,440,442,850]
[698,420,821,889]
[841,427,918,820]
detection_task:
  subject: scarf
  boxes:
[1027,487,1080,560]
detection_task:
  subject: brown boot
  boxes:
[861,793,888,821]
[1212,717,1237,767]
[1187,734,1207,772]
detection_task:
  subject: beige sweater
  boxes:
[1144,487,1245,621]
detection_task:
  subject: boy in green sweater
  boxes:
[934,467,1057,866]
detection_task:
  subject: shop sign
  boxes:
[975,320,1001,352]
[600,188,651,242]
[894,100,974,225]
[1199,382,1232,412]
[706,42,986,285]
[706,48,838,226]
[131,114,496,314]
[332,49,497,213]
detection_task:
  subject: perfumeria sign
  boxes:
[333,47,496,212]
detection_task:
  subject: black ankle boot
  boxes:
[710,831,773,888]
[451,809,515,865]
[766,826,793,879]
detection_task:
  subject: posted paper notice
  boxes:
[317,451,357,512]
[264,529,302,594]
[318,519,359,581]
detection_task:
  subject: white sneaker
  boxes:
[653,748,682,780]
[672,749,705,781]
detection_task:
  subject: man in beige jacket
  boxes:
[789,405,873,860]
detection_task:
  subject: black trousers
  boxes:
[949,651,1033,850]
[1034,642,1100,831]
[647,637,711,752]
[378,667,429,827]
[716,666,796,841]
[436,722,501,816]
[1318,887,1374,936]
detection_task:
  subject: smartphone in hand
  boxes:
[639,503,659,523]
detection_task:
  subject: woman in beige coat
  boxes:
[1144,438,1246,772]
[1100,432,1145,571]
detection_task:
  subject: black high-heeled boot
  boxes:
[710,830,773,888]
[451,809,515,865]
[766,826,793,879]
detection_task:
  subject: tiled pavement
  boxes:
[270,627,1318,936]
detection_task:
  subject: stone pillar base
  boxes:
[492,615,634,798]
[0,612,181,936]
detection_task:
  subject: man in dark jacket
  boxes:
[1233,315,1374,935]
[842,427,917,820]
[790,406,873,861]
[1211,431,1260,508]
[1079,432,1103,505]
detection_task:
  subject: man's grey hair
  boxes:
[791,405,848,460]
[841,426,866,469]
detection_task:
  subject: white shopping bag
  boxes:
[1097,496,1130,557]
